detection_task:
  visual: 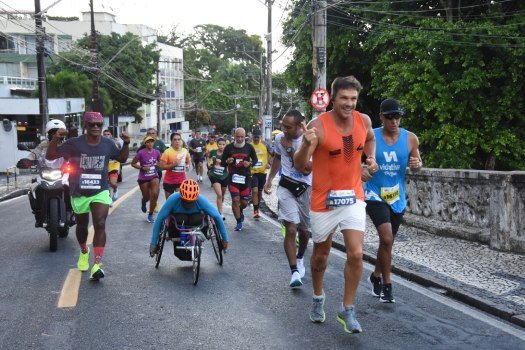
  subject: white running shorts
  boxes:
[310,200,366,243]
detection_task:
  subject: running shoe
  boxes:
[297,258,306,278]
[380,283,395,303]
[309,293,326,323]
[112,188,119,201]
[77,248,90,272]
[147,214,155,223]
[90,263,105,281]
[369,273,382,297]
[337,306,362,334]
[141,200,147,213]
[253,210,260,220]
[289,271,302,288]
[234,222,243,231]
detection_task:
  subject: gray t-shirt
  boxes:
[58,135,121,197]
[274,133,312,185]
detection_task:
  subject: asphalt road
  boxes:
[1,165,524,349]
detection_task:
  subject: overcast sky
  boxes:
[11,0,292,71]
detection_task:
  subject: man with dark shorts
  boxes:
[250,129,270,219]
[188,131,207,182]
[221,127,258,231]
[46,111,130,281]
[362,98,422,303]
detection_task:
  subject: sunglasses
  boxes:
[87,122,104,128]
[383,113,402,120]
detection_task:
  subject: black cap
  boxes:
[253,129,262,137]
[380,98,404,115]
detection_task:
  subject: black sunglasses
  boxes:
[383,113,402,120]
[87,122,104,128]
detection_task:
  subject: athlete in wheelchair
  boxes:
[149,179,229,258]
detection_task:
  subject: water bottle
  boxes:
[180,223,187,245]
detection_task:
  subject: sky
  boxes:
[11,0,293,72]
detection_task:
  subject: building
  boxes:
[0,10,186,145]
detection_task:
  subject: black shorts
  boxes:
[193,155,205,164]
[365,200,404,235]
[250,173,267,191]
[210,176,228,187]
[137,178,158,185]
[163,182,181,194]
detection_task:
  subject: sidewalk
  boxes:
[0,171,32,201]
[262,177,525,328]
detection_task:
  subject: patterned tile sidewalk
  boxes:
[262,177,525,328]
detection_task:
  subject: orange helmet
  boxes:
[180,179,200,202]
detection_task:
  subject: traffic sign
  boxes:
[310,88,330,111]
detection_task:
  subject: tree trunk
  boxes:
[440,0,454,23]
[485,152,496,170]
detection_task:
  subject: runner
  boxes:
[221,127,258,231]
[363,98,422,303]
[294,76,378,333]
[159,132,190,199]
[103,129,121,204]
[46,111,130,281]
[250,129,270,220]
[188,131,207,182]
[264,110,311,288]
[132,135,162,223]
[208,137,228,219]
[205,133,218,179]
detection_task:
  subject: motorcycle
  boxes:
[16,144,73,252]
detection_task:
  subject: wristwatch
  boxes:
[285,147,294,153]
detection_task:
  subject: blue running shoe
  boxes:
[147,214,155,223]
[234,222,243,231]
[337,306,362,334]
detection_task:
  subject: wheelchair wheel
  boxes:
[192,240,201,285]
[207,217,223,266]
[155,224,167,268]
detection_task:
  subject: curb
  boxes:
[263,198,525,329]
[0,189,27,203]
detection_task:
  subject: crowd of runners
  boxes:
[41,75,422,335]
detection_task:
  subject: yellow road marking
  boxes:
[57,269,82,308]
[58,186,140,309]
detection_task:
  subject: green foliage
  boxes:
[282,0,525,170]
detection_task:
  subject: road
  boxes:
[0,165,524,349]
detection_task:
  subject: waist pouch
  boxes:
[279,174,309,198]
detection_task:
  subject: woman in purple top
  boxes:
[132,136,162,222]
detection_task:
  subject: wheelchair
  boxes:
[153,212,224,285]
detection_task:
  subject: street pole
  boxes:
[234,97,238,129]
[266,0,273,129]
[89,0,100,112]
[312,0,327,119]
[156,63,161,137]
[34,0,48,136]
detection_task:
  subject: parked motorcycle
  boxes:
[16,144,73,252]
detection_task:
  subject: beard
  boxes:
[234,141,245,148]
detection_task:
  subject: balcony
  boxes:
[0,76,38,91]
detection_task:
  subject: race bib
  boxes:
[144,167,156,177]
[253,160,263,169]
[232,174,246,184]
[213,166,225,176]
[195,147,202,153]
[172,165,185,173]
[326,190,356,208]
[380,184,400,205]
[80,173,102,189]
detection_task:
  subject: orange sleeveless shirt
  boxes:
[311,111,367,212]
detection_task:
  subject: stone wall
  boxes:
[404,169,525,254]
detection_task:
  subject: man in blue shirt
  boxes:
[149,179,229,256]
[362,99,422,303]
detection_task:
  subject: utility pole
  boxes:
[312,0,327,118]
[156,62,161,137]
[265,0,274,138]
[34,0,48,136]
[234,97,238,129]
[89,0,100,112]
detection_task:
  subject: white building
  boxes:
[0,11,186,144]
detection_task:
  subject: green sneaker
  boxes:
[90,263,105,281]
[77,248,90,272]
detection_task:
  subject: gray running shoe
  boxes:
[309,293,326,323]
[337,306,362,334]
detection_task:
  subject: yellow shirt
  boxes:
[205,142,218,166]
[251,141,269,174]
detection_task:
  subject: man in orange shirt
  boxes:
[294,76,378,334]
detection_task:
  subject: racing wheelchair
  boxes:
[153,212,224,285]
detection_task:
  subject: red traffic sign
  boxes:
[310,88,330,111]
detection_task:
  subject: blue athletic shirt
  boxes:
[364,128,409,214]
[57,135,121,197]
[151,193,229,245]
